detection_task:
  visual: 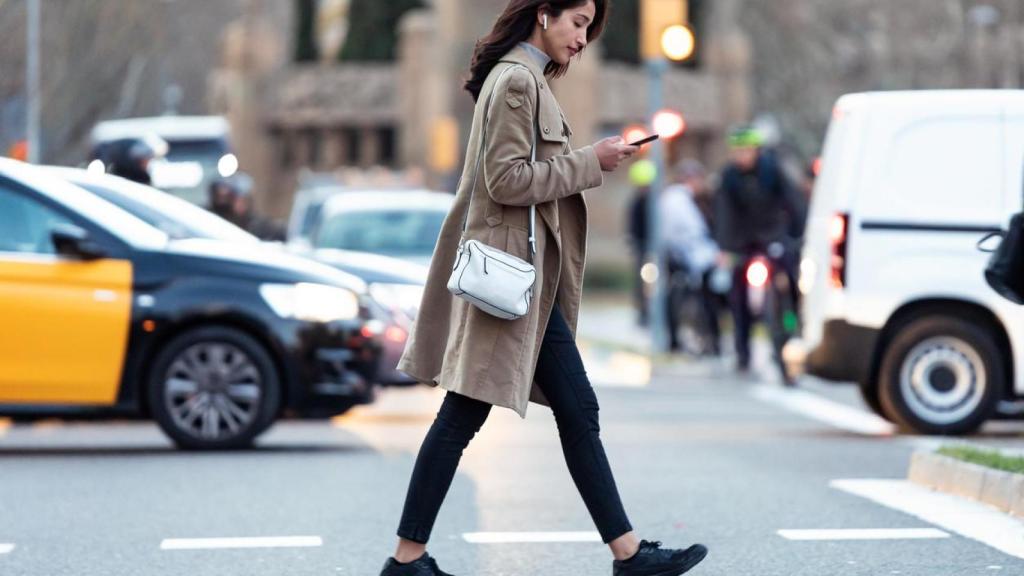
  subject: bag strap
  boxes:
[460,63,539,261]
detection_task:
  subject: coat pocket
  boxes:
[538,97,568,145]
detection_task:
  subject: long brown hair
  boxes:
[464,0,609,101]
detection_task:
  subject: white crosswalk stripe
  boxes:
[463,531,601,544]
[778,528,949,541]
[160,536,322,550]
[833,479,1024,560]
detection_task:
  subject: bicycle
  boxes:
[742,240,802,386]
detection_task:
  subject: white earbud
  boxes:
[543,14,548,30]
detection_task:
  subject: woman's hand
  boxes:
[594,136,639,172]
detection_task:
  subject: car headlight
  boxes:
[259,283,360,323]
[369,283,424,320]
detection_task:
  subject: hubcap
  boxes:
[899,336,986,426]
[163,342,262,441]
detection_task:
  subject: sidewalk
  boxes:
[575,293,651,355]
[576,292,784,383]
[575,294,653,388]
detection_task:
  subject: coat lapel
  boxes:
[498,46,563,252]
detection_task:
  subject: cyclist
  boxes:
[104,136,166,186]
[714,126,806,371]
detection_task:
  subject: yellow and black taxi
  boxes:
[0,158,381,449]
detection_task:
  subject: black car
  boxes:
[305,247,427,385]
[55,168,419,386]
[0,160,380,449]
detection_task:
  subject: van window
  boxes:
[867,117,1001,223]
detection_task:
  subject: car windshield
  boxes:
[75,180,258,243]
[314,208,447,257]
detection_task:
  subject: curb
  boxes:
[908,450,1024,517]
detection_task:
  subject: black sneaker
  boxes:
[612,540,708,576]
[379,552,454,576]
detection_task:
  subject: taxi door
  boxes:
[0,186,133,405]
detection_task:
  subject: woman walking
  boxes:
[382,1,708,574]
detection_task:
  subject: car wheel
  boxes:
[148,326,281,450]
[878,315,1001,435]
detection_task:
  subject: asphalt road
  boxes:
[2,353,1023,575]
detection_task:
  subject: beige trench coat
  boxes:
[396,45,604,417]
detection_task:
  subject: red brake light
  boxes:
[829,214,846,244]
[830,213,849,289]
[747,259,770,288]
[385,326,408,343]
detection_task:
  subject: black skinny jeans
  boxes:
[397,303,633,544]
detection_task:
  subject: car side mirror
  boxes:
[51,223,107,260]
[977,231,1004,254]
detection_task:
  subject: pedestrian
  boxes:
[384,1,709,575]
[661,159,722,355]
[627,160,656,326]
[207,173,285,242]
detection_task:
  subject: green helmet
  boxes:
[727,126,763,149]
[629,159,657,187]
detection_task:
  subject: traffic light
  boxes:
[661,24,696,62]
[640,0,687,60]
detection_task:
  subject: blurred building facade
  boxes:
[3,0,1022,269]
[210,0,754,269]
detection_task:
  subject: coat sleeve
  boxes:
[482,67,603,207]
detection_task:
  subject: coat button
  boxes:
[543,127,550,134]
[539,82,545,90]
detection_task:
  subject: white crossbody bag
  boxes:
[447,64,538,320]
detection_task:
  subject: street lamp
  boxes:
[26,0,40,163]
[639,0,689,352]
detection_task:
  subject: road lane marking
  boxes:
[751,385,896,436]
[160,536,323,550]
[778,528,949,541]
[832,479,1024,560]
[462,531,601,544]
[0,543,14,554]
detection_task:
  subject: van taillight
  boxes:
[830,213,849,289]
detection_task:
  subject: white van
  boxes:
[785,90,1024,435]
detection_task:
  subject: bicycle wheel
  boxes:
[768,270,799,386]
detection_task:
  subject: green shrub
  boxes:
[938,446,1024,474]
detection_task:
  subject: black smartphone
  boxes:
[628,134,659,147]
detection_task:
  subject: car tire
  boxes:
[878,315,1002,435]
[857,380,890,421]
[148,326,281,450]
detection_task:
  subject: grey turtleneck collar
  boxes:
[518,41,552,69]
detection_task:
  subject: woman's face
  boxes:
[540,1,595,65]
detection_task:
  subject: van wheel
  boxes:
[878,315,1001,435]
[148,326,281,450]
[857,380,890,421]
